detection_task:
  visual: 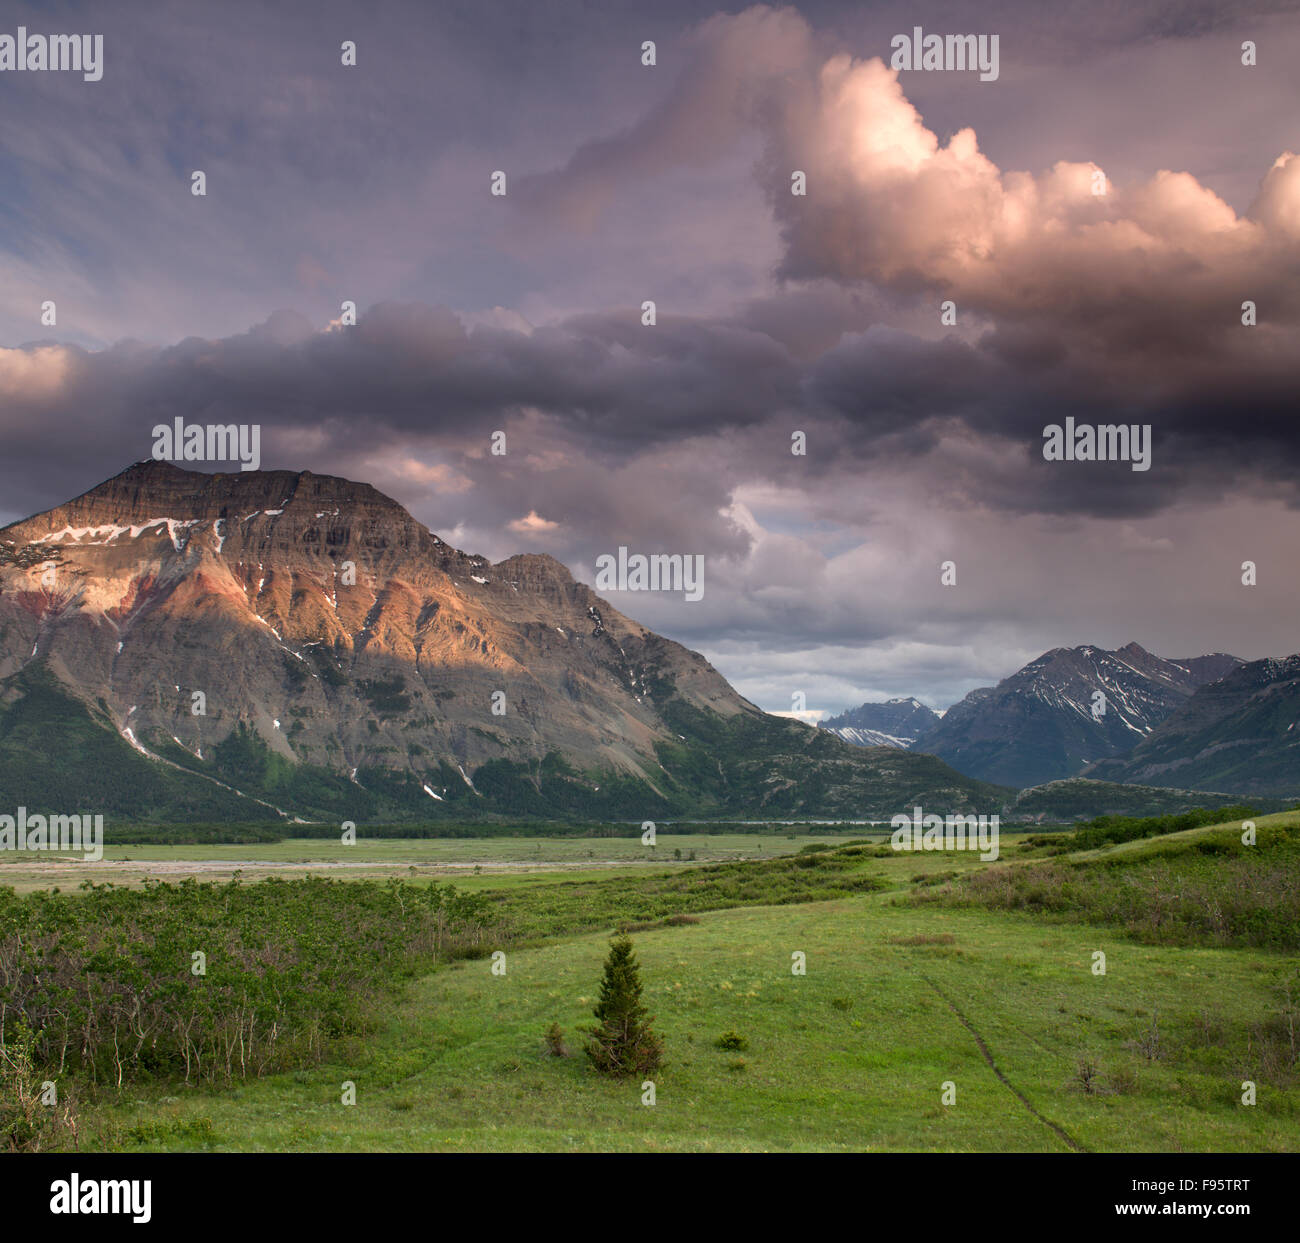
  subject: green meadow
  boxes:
[3,815,1296,1152]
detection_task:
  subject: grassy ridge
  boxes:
[1030,804,1263,853]
[1006,779,1285,821]
[921,817,1300,950]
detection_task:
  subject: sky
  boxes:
[2,0,1298,717]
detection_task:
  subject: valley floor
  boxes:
[0,832,843,893]
[85,888,1296,1153]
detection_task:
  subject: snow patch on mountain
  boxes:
[820,697,941,750]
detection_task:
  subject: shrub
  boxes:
[0,1020,79,1152]
[1074,1060,1101,1095]
[0,877,501,1086]
[1130,1012,1164,1062]
[1109,1064,1139,1095]
[1068,806,1259,852]
[544,1023,569,1058]
[715,1030,749,1051]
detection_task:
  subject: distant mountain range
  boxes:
[4,463,1290,824]
[819,697,940,748]
[1084,655,1300,797]
[822,643,1297,798]
[914,643,1242,788]
[0,462,1005,822]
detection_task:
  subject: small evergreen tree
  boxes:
[585,937,664,1076]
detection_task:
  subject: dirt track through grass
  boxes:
[922,973,1087,1153]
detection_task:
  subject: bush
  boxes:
[1074,1060,1101,1095]
[0,877,502,1086]
[715,1030,749,1051]
[914,831,1300,950]
[1068,806,1259,852]
[544,1023,569,1058]
[0,1019,79,1152]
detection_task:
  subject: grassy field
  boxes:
[87,895,1295,1152]
[5,816,1284,1154]
[5,814,1296,1152]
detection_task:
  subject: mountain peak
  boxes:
[0,463,1005,822]
[913,640,1243,788]
[88,460,404,511]
[3,460,427,548]
[819,696,940,750]
[1084,652,1300,796]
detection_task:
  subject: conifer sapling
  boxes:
[585,936,664,1076]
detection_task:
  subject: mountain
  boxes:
[911,643,1242,788]
[819,697,940,748]
[0,461,1006,821]
[1083,655,1300,797]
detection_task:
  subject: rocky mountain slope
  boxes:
[819,697,940,748]
[1083,656,1300,797]
[0,461,1006,821]
[911,643,1242,788]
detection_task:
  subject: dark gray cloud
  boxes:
[2,0,1298,712]
[4,291,1299,528]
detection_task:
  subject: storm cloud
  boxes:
[2,0,1298,712]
